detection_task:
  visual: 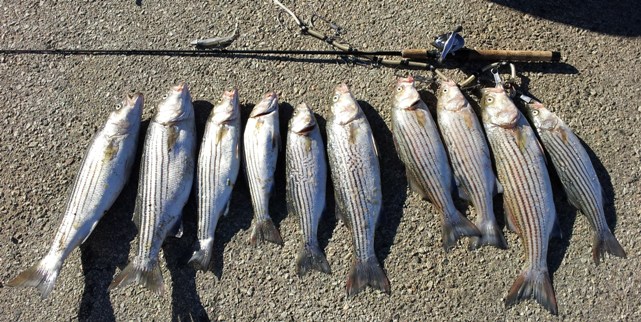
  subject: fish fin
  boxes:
[272,128,281,152]
[469,217,508,250]
[407,171,429,200]
[133,195,142,230]
[223,199,231,217]
[296,243,331,277]
[442,210,482,252]
[249,218,283,246]
[169,220,184,238]
[550,216,563,240]
[503,203,519,234]
[189,240,214,272]
[505,268,558,316]
[333,191,352,229]
[495,180,504,194]
[370,132,379,159]
[346,257,390,297]
[592,230,626,265]
[457,185,471,202]
[108,260,164,294]
[6,256,62,299]
[81,220,101,244]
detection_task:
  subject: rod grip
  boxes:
[400,48,433,59]
[456,49,561,62]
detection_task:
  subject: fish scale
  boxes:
[286,103,330,277]
[326,83,389,297]
[7,93,143,299]
[436,80,506,250]
[480,87,557,315]
[522,100,625,265]
[109,83,196,294]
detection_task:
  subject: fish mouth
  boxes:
[125,92,144,107]
[294,124,316,134]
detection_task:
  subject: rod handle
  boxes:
[401,48,561,62]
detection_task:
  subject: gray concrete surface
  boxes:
[1,0,640,321]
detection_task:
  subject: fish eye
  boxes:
[162,94,168,99]
[332,94,339,102]
[486,97,494,103]
[532,110,539,116]
[115,103,122,110]
[442,88,448,93]
[396,86,402,92]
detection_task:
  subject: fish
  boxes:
[391,76,480,251]
[189,89,241,271]
[190,23,239,49]
[7,93,143,299]
[480,87,558,315]
[436,79,507,250]
[286,103,330,277]
[521,100,626,264]
[326,83,390,297]
[109,83,197,294]
[244,91,283,246]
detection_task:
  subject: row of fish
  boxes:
[7,78,625,316]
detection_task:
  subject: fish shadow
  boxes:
[77,119,149,322]
[357,100,408,272]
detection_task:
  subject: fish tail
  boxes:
[592,230,626,265]
[108,258,164,294]
[442,210,481,252]
[505,267,558,315]
[346,257,390,297]
[188,241,214,272]
[249,218,283,246]
[468,218,508,250]
[296,243,331,277]
[6,256,62,299]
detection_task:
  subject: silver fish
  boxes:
[480,87,557,315]
[327,83,389,297]
[286,103,330,277]
[522,100,625,264]
[189,89,241,271]
[436,79,506,250]
[244,91,283,246]
[109,83,196,294]
[392,76,480,251]
[190,24,239,49]
[7,93,143,298]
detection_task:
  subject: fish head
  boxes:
[524,101,558,130]
[106,92,144,135]
[393,76,421,110]
[249,91,279,118]
[289,103,317,135]
[211,88,240,124]
[436,79,466,111]
[154,82,194,124]
[331,83,362,125]
[480,87,519,128]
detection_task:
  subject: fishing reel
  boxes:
[432,26,465,63]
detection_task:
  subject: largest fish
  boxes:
[7,93,143,298]
[480,87,558,315]
[392,76,480,251]
[109,83,196,294]
[521,100,625,264]
[326,83,390,297]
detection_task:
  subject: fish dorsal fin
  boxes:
[503,202,519,235]
[407,170,429,200]
[81,220,101,244]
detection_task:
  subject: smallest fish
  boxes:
[191,23,239,49]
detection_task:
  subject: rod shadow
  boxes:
[77,119,149,322]
[489,0,641,37]
[357,100,408,272]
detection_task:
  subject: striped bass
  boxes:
[286,103,330,277]
[480,87,557,315]
[326,84,390,297]
[7,93,143,298]
[392,76,480,251]
[244,92,283,246]
[436,79,507,250]
[109,83,196,294]
[522,100,626,264]
[189,89,241,271]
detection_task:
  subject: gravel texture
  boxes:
[1,1,640,321]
